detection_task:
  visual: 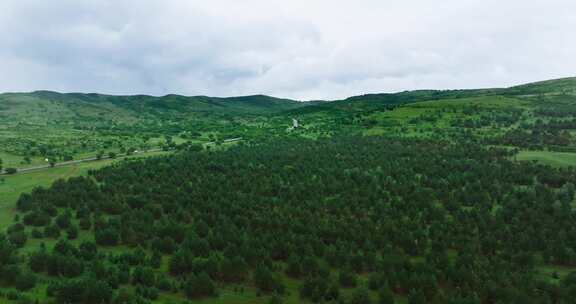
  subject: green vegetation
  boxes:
[2,76,576,303]
[0,91,306,169]
[516,150,576,168]
[3,77,576,171]
[274,78,576,152]
[0,151,172,230]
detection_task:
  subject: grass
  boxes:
[516,150,576,168]
[362,96,530,137]
[0,152,48,169]
[537,264,576,283]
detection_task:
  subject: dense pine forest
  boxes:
[3,136,576,303]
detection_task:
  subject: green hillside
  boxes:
[286,76,576,117]
[3,77,576,170]
[0,91,305,123]
[287,88,505,116]
[0,92,307,169]
[284,77,576,151]
[503,77,576,96]
[2,77,576,171]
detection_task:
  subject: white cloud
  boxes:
[0,0,574,100]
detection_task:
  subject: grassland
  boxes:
[516,150,576,167]
[362,95,530,137]
[0,91,310,170]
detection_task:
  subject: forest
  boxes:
[2,136,576,303]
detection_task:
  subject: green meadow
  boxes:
[516,150,576,167]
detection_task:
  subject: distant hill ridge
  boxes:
[0,76,575,119]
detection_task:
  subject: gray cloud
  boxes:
[0,0,575,100]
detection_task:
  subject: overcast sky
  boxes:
[0,0,574,100]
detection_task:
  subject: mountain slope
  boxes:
[0,92,310,166]
[285,77,576,116]
[0,76,574,168]
[285,88,505,115]
[0,91,306,121]
[2,76,574,123]
[503,77,576,96]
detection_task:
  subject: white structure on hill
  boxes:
[292,118,299,129]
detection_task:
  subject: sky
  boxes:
[0,0,574,100]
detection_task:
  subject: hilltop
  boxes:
[0,91,306,124]
[504,77,576,96]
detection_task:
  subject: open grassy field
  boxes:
[0,151,49,168]
[362,95,530,137]
[516,150,576,168]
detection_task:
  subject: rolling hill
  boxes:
[0,76,574,169]
[0,92,312,167]
[2,76,574,125]
[287,77,576,116]
[503,77,576,96]
[0,91,307,125]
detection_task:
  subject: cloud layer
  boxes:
[0,0,575,100]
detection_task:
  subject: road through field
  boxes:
[0,137,242,176]
[2,148,163,175]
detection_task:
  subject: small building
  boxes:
[292,118,299,129]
